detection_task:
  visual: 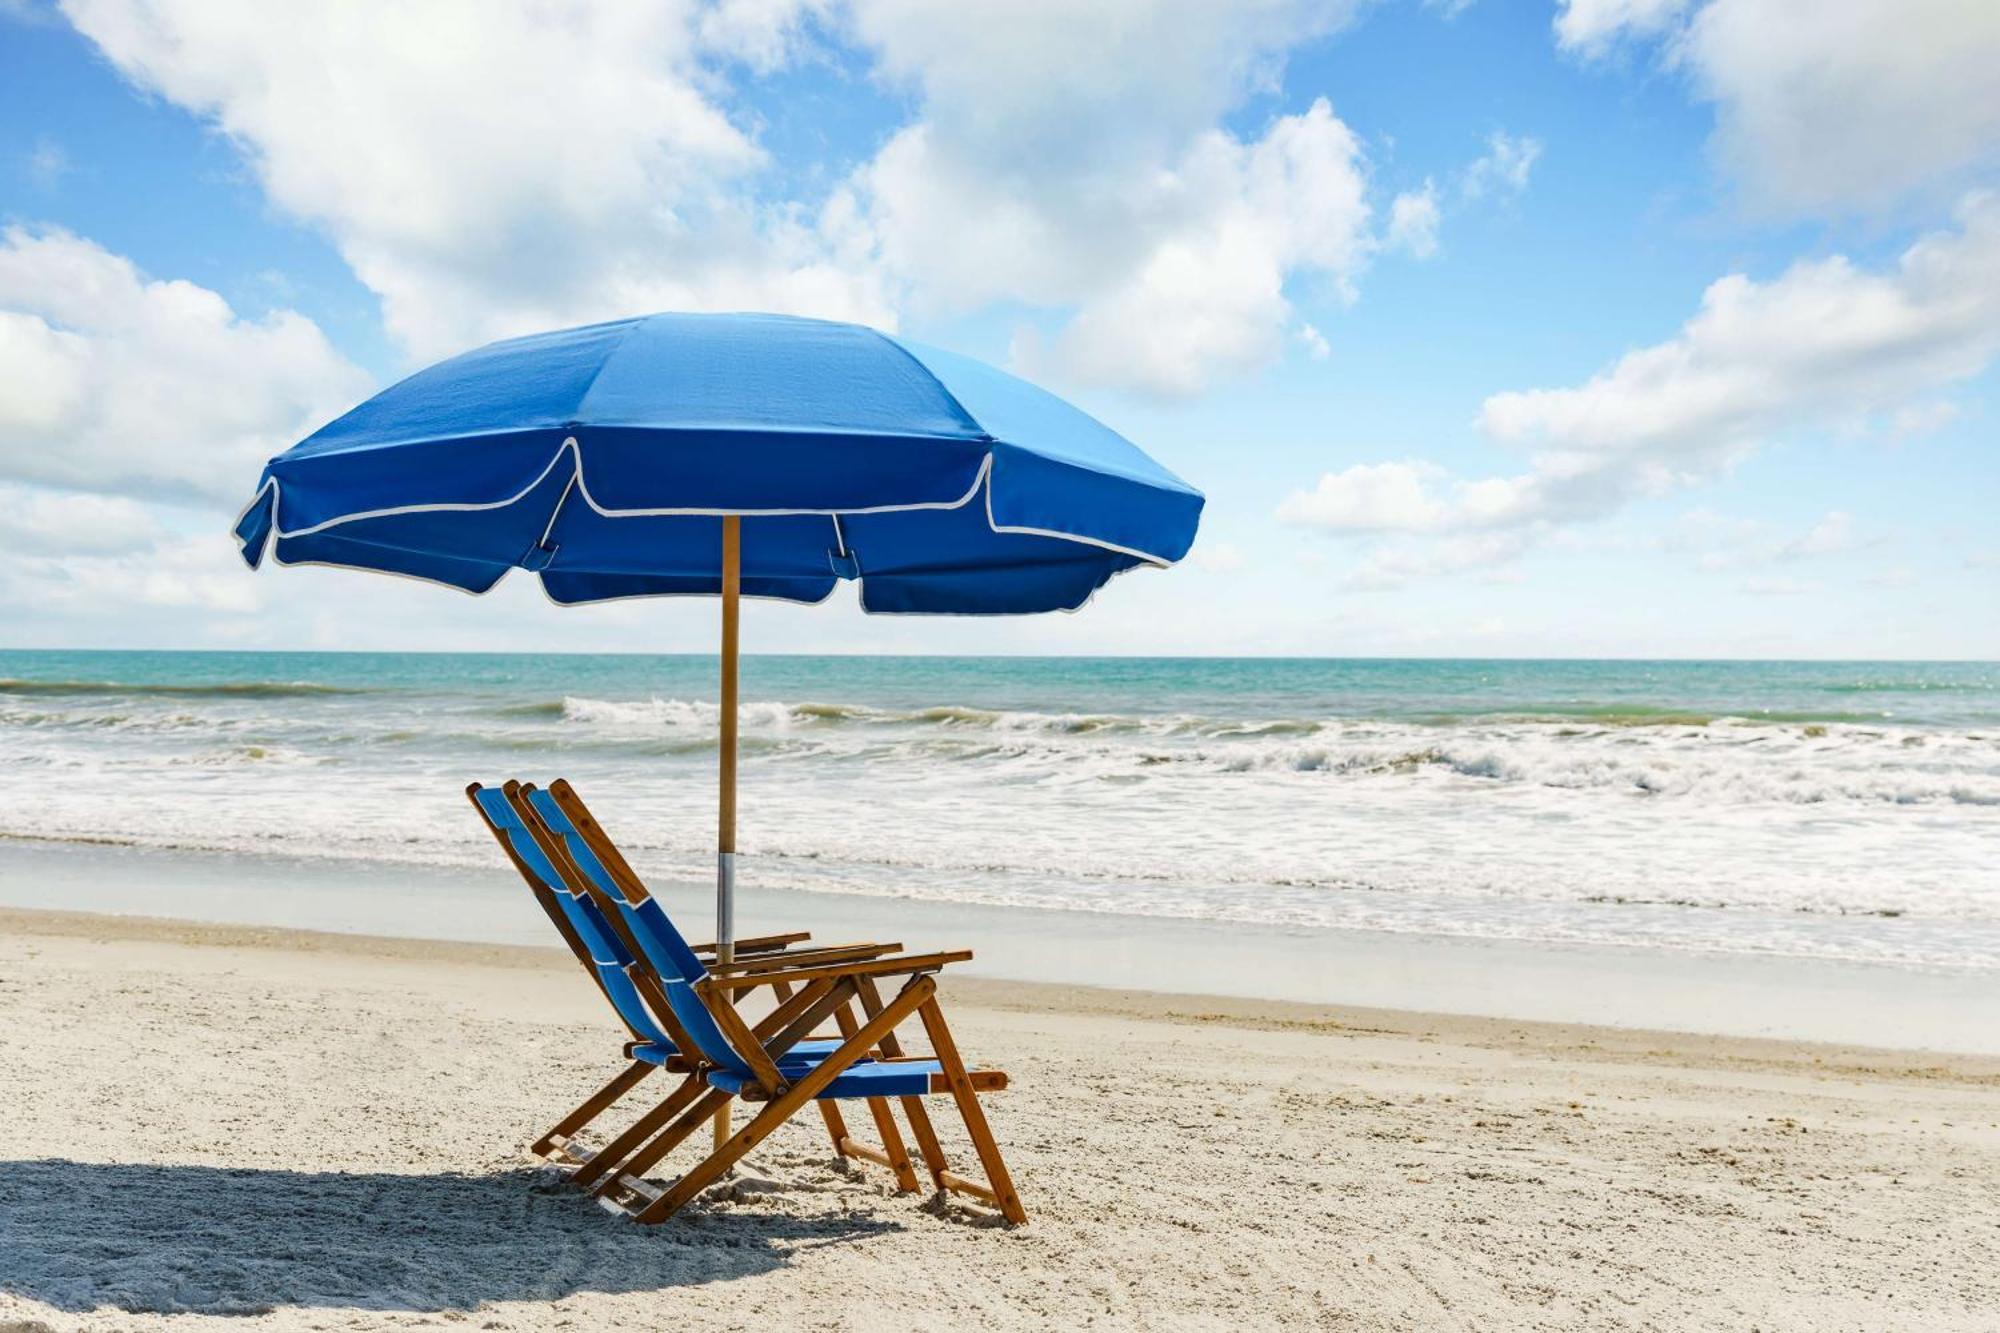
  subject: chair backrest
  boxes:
[468,783,670,1049]
[521,784,744,1072]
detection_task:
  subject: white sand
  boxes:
[1,908,1996,1332]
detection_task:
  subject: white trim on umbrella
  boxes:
[238,434,1184,582]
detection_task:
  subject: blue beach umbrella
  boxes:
[233,312,1203,958]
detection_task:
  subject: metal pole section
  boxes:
[717,514,740,967]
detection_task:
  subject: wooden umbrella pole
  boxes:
[718,514,740,965]
[715,515,741,1153]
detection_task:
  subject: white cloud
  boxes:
[0,485,166,555]
[0,226,370,502]
[698,0,828,71]
[835,1,1371,395]
[1008,98,1373,395]
[1460,130,1541,200]
[1477,194,2000,498]
[1557,0,2000,213]
[0,526,267,618]
[1277,461,1454,533]
[1338,529,1536,591]
[61,0,892,360]
[1280,195,2000,579]
[1386,183,1441,258]
[62,0,1390,396]
[1297,323,1332,360]
[1554,0,1688,56]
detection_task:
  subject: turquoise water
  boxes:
[3,650,1997,969]
[5,650,1996,726]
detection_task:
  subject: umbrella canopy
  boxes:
[231,309,1201,1007]
[233,312,1203,613]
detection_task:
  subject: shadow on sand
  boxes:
[0,1158,901,1316]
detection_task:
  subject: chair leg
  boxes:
[832,1002,922,1192]
[854,975,950,1190]
[532,1059,656,1160]
[600,1087,736,1193]
[899,1095,951,1190]
[917,997,1028,1224]
[817,1101,851,1157]
[569,1073,706,1192]
[634,975,938,1223]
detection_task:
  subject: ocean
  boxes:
[2,650,1997,973]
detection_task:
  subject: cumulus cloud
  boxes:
[1556,0,2000,213]
[1280,194,2000,579]
[1003,98,1373,395]
[836,1,1371,394]
[59,0,1400,395]
[61,0,893,360]
[0,226,370,502]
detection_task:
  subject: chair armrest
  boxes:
[690,930,810,955]
[707,942,902,974]
[707,949,973,992]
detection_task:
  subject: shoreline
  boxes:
[8,836,2000,1054]
[7,904,1996,1083]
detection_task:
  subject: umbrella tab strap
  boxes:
[827,513,859,579]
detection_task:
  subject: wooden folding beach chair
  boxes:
[502,781,924,1193]
[531,779,1028,1225]
[466,781,823,1170]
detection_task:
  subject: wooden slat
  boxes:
[759,979,855,1060]
[708,950,973,992]
[545,780,661,905]
[699,978,789,1095]
[707,942,901,973]
[691,930,810,954]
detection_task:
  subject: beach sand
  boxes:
[1,908,1996,1332]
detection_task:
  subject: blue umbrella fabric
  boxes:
[233,313,1203,614]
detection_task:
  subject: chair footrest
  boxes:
[836,1136,898,1171]
[598,1172,664,1210]
[938,1169,1000,1205]
[534,1135,597,1168]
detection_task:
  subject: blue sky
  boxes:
[2,0,1995,657]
